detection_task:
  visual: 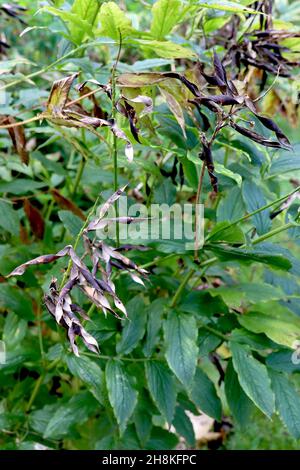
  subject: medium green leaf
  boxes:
[225,359,253,428]
[0,285,34,320]
[146,427,178,450]
[58,210,83,236]
[99,2,132,40]
[116,296,147,355]
[214,163,242,187]
[164,311,198,390]
[217,187,246,223]
[0,200,19,236]
[106,360,138,434]
[190,367,222,421]
[150,0,182,40]
[230,342,274,418]
[65,354,104,404]
[269,370,300,439]
[145,361,176,425]
[143,299,165,357]
[172,406,195,446]
[238,310,300,348]
[207,221,245,244]
[43,392,97,439]
[242,181,271,235]
[208,244,292,271]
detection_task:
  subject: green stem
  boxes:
[82,352,161,362]
[206,185,300,242]
[198,321,230,342]
[251,222,296,245]
[25,358,60,413]
[169,268,195,309]
[72,156,86,197]
[111,35,122,248]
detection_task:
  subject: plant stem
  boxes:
[194,160,206,261]
[25,358,60,413]
[72,156,86,197]
[198,321,230,342]
[82,352,161,362]
[111,33,122,248]
[169,268,195,309]
[251,222,296,245]
[206,185,300,242]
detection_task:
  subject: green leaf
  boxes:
[143,299,165,357]
[270,148,300,176]
[3,312,27,349]
[225,359,253,429]
[153,178,176,205]
[0,285,34,320]
[135,39,196,59]
[230,342,275,418]
[150,0,182,40]
[145,361,177,425]
[0,179,46,195]
[208,244,292,271]
[0,200,19,236]
[39,6,94,45]
[146,427,178,450]
[172,406,195,446]
[242,181,271,235]
[134,399,152,446]
[116,296,147,355]
[43,392,97,439]
[214,163,242,187]
[266,350,300,373]
[65,354,104,404]
[58,210,83,236]
[164,311,198,390]
[29,404,59,435]
[190,367,222,421]
[106,360,138,434]
[217,187,245,223]
[208,282,284,306]
[207,221,245,244]
[99,2,132,40]
[238,310,300,348]
[269,370,300,439]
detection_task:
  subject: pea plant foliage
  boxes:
[1,0,300,450]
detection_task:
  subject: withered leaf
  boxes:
[46,72,79,115]
[51,189,85,220]
[1,115,29,164]
[23,199,45,240]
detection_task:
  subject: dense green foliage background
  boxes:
[1,0,300,450]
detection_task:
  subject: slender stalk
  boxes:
[251,222,296,245]
[169,268,195,309]
[198,321,230,342]
[25,358,60,413]
[82,352,162,362]
[111,32,122,247]
[206,185,300,242]
[72,156,86,197]
[194,161,206,261]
